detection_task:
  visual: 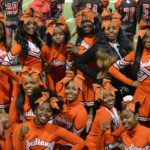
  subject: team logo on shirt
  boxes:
[141,60,150,68]
[26,138,55,150]
[125,144,150,150]
[55,114,72,129]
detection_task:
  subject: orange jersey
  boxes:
[12,119,86,150]
[78,37,96,56]
[54,100,88,135]
[0,42,13,108]
[77,36,97,105]
[86,106,121,150]
[0,129,13,150]
[2,40,42,72]
[9,94,34,127]
[121,124,150,149]
[41,44,66,91]
[109,49,150,119]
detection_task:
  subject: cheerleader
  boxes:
[12,87,86,150]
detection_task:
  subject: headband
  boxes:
[93,79,117,101]
[19,67,43,86]
[20,8,42,27]
[56,71,84,99]
[101,8,121,30]
[75,7,97,27]
[46,16,68,35]
[34,92,59,110]
[137,20,150,39]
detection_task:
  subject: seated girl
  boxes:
[120,101,150,149]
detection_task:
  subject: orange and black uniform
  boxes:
[0,42,13,109]
[121,124,150,149]
[9,94,35,128]
[115,0,138,40]
[86,106,122,150]
[54,100,88,136]
[12,119,86,150]
[76,36,97,107]
[72,0,102,17]
[138,0,150,23]
[109,49,150,123]
[2,38,42,72]
[41,44,67,91]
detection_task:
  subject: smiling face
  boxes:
[104,22,119,43]
[24,17,37,35]
[101,89,115,109]
[34,101,53,125]
[52,26,65,46]
[23,76,38,96]
[142,30,150,49]
[81,19,94,35]
[65,80,80,102]
[120,110,139,130]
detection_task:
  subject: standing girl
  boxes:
[41,16,71,91]
[2,8,43,72]
[109,22,150,127]
[75,7,100,111]
[75,9,135,111]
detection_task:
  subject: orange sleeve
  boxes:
[12,124,25,150]
[112,126,126,137]
[11,43,22,56]
[108,51,135,86]
[108,66,133,86]
[0,66,19,81]
[73,108,88,134]
[4,129,13,150]
[86,109,112,149]
[9,98,19,127]
[54,127,86,150]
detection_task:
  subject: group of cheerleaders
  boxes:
[0,0,150,150]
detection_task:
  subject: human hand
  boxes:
[19,125,29,141]
[132,80,138,87]
[100,120,111,132]
[65,43,79,57]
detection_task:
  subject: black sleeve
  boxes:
[75,44,98,80]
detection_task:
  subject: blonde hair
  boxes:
[96,47,118,77]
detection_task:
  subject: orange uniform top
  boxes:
[12,119,86,150]
[77,36,97,105]
[86,106,122,150]
[121,124,150,149]
[0,42,13,108]
[54,100,88,135]
[41,44,66,91]
[109,49,150,118]
[9,94,35,127]
[78,36,96,56]
[0,129,13,150]
[2,38,42,72]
